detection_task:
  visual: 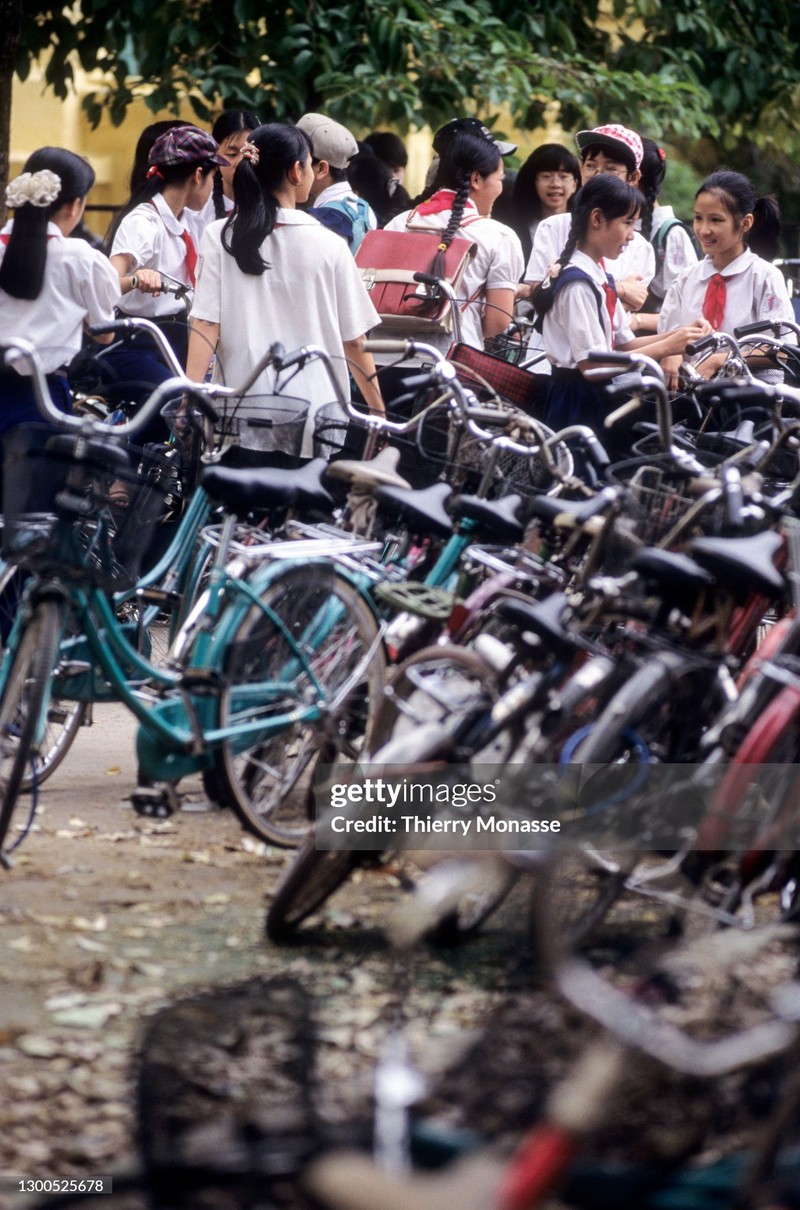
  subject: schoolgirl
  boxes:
[522,124,654,313]
[106,125,227,370]
[0,147,120,438]
[533,174,709,434]
[187,122,384,430]
[382,117,525,353]
[658,170,794,384]
[509,143,580,265]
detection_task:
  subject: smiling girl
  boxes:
[533,174,708,432]
[658,170,794,383]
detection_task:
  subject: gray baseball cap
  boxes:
[297,113,359,169]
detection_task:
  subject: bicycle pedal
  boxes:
[57,660,92,677]
[131,786,178,818]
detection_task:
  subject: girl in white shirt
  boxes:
[184,110,261,249]
[533,174,708,436]
[187,122,383,426]
[0,146,120,438]
[659,170,794,386]
[383,117,524,354]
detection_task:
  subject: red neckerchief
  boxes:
[598,259,618,327]
[415,190,479,218]
[703,273,726,329]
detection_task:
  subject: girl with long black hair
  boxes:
[187,122,383,421]
[382,117,524,352]
[0,146,119,437]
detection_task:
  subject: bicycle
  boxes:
[0,337,389,863]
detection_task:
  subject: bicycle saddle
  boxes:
[493,591,578,659]
[374,479,454,538]
[199,457,333,516]
[632,547,715,594]
[689,529,786,599]
[450,492,525,544]
[526,489,615,529]
[325,445,411,490]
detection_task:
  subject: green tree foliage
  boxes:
[18,0,711,139]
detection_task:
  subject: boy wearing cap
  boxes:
[521,123,654,310]
[297,113,377,253]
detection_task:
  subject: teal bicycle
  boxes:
[0,338,386,862]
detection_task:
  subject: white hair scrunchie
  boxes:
[5,169,62,210]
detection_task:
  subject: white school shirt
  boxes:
[647,203,698,303]
[183,192,233,250]
[525,212,655,288]
[0,221,120,374]
[383,197,525,352]
[191,208,380,405]
[111,192,196,318]
[658,248,795,334]
[541,249,634,369]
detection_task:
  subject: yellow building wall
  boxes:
[10,62,573,232]
[10,63,200,239]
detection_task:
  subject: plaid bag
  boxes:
[447,342,547,415]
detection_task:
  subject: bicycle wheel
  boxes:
[0,564,85,790]
[368,645,501,759]
[0,598,62,857]
[266,835,364,942]
[207,564,386,847]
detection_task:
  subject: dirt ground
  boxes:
[1,704,799,1210]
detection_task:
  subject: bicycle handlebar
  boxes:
[2,338,219,445]
[88,317,185,378]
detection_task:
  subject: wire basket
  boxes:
[415,401,573,499]
[215,394,349,461]
[607,459,713,549]
[2,425,173,588]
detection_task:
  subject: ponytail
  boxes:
[638,138,667,242]
[0,147,95,301]
[221,123,309,276]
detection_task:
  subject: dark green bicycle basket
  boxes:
[2,424,172,589]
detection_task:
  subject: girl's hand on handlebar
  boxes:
[129,269,163,296]
[660,354,682,393]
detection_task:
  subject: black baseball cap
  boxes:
[433,118,517,157]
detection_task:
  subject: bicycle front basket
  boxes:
[2,425,173,588]
[216,393,310,456]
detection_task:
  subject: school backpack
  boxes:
[320,195,372,254]
[646,216,701,308]
[533,265,609,334]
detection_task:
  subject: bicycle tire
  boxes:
[0,564,86,790]
[0,598,62,856]
[266,836,363,942]
[206,563,386,847]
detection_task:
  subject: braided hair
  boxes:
[533,174,643,319]
[411,128,502,279]
[221,123,312,275]
[638,138,667,241]
[697,170,782,262]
